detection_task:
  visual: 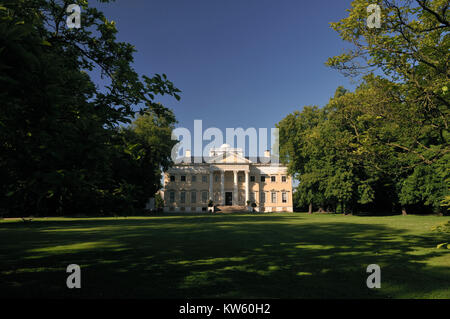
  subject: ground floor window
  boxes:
[202,191,208,203]
[180,191,186,204]
[191,191,196,204]
[169,191,175,203]
[282,192,287,203]
[271,192,277,203]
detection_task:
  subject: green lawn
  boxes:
[0,213,449,298]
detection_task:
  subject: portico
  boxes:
[209,166,250,206]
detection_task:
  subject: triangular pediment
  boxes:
[209,153,252,164]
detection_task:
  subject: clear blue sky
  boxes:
[94,0,356,141]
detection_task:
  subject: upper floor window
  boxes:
[191,175,196,182]
[250,176,255,182]
[238,175,243,182]
[271,176,276,182]
[282,176,287,182]
[260,175,266,182]
[170,175,175,182]
[181,175,186,182]
[202,175,207,183]
[215,175,219,182]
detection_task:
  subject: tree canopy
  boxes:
[279,0,449,215]
[0,0,180,216]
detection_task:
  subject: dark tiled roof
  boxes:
[174,156,281,165]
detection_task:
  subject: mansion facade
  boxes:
[163,144,293,212]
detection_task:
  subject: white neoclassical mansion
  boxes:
[162,144,293,212]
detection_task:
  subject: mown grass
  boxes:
[0,213,449,298]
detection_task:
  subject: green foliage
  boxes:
[155,193,164,211]
[0,0,180,216]
[279,0,449,215]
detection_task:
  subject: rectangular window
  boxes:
[202,175,207,183]
[202,191,208,203]
[238,176,243,182]
[191,191,196,204]
[260,175,266,182]
[181,175,186,182]
[180,191,186,204]
[169,191,175,203]
[191,175,196,182]
[282,192,287,203]
[250,192,256,202]
[271,192,277,203]
[282,176,287,182]
[215,175,219,182]
[271,176,276,182]
[260,191,266,203]
[250,175,255,182]
[170,175,175,182]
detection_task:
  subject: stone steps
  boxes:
[216,205,249,213]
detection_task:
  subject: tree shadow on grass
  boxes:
[0,216,448,298]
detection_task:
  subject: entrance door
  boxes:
[225,192,233,206]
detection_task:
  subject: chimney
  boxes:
[264,150,271,158]
[185,149,191,158]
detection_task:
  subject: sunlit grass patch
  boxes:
[27,241,122,254]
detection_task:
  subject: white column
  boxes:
[233,170,238,205]
[220,170,225,205]
[209,171,213,201]
[245,170,249,204]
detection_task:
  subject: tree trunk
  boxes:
[402,207,407,216]
[308,203,313,214]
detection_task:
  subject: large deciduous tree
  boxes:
[327,0,449,214]
[0,0,180,216]
[279,0,448,215]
